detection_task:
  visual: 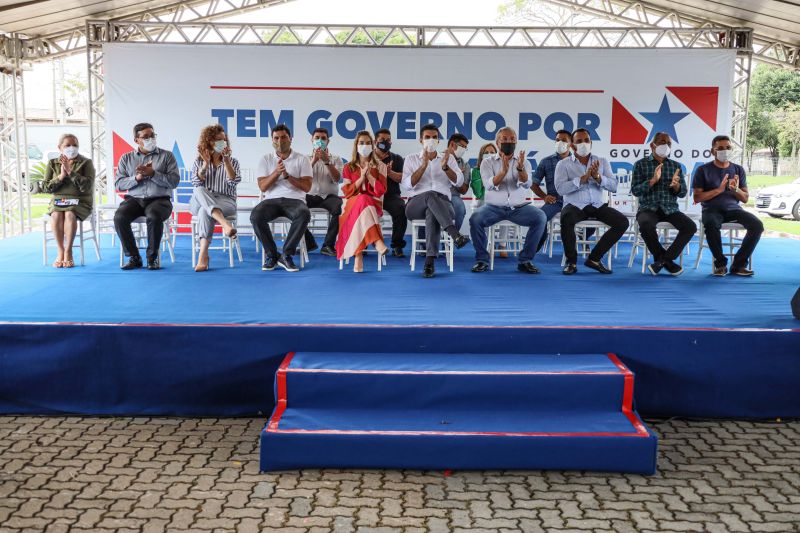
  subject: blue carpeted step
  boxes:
[261,352,657,474]
[281,352,627,412]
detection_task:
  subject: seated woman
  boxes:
[42,134,95,268]
[190,124,241,272]
[336,130,389,272]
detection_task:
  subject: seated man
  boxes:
[374,128,407,257]
[402,124,470,278]
[469,127,546,274]
[555,128,629,275]
[531,129,571,252]
[114,122,180,270]
[250,124,312,272]
[304,127,343,257]
[631,131,697,276]
[448,133,471,232]
[691,134,763,276]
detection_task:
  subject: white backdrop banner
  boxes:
[105,43,735,201]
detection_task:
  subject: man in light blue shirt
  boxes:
[469,127,546,274]
[555,128,629,275]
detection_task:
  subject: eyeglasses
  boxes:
[138,133,157,140]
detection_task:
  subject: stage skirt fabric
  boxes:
[336,165,387,260]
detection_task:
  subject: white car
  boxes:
[755,178,800,220]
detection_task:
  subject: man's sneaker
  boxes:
[305,240,319,252]
[647,261,664,276]
[664,260,684,276]
[121,256,143,270]
[453,234,470,249]
[517,262,541,274]
[563,263,577,275]
[471,261,489,273]
[584,258,612,274]
[320,245,336,257]
[391,247,405,258]
[277,254,300,272]
[730,266,755,277]
[147,258,160,270]
[712,263,728,276]
[262,256,278,271]
[422,261,435,278]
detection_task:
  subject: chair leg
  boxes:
[228,236,234,268]
[42,218,48,266]
[191,221,197,268]
[488,228,495,271]
[693,229,704,269]
[79,221,86,266]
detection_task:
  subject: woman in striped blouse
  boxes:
[190,124,242,271]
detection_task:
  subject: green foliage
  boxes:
[750,64,800,110]
[27,161,48,183]
[747,64,800,169]
[329,29,414,46]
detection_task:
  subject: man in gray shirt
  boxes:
[114,122,180,270]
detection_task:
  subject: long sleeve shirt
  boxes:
[115,147,180,198]
[480,154,533,208]
[631,156,687,215]
[190,157,241,199]
[401,151,463,200]
[555,154,617,209]
[42,155,95,198]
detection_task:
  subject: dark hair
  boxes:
[711,135,731,147]
[311,127,329,138]
[272,124,292,137]
[375,128,392,138]
[448,133,468,145]
[133,122,153,139]
[420,123,440,137]
[571,128,591,141]
[556,129,571,138]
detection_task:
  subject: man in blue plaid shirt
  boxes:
[631,132,697,276]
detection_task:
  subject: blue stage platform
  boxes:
[0,232,798,419]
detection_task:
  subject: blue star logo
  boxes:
[639,95,690,143]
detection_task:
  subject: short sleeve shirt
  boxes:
[256,150,313,202]
[691,161,747,211]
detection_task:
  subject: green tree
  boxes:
[746,104,780,171]
[776,103,800,177]
[747,64,800,175]
[329,29,414,46]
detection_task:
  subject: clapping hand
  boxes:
[590,160,601,182]
[719,174,730,192]
[670,168,681,189]
[221,145,232,161]
[59,154,71,178]
[275,159,286,178]
[729,174,739,191]
[136,160,155,177]
[652,163,663,183]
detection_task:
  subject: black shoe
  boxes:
[422,262,435,278]
[730,266,754,277]
[262,256,278,271]
[147,258,160,270]
[471,261,489,273]
[647,261,664,276]
[391,247,405,258]
[305,240,319,252]
[563,263,577,275]
[584,258,612,274]
[277,254,300,272]
[712,262,728,277]
[664,260,684,276]
[320,245,336,257]
[517,262,540,274]
[453,234,470,249]
[121,256,143,270]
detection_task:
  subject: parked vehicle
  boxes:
[755,178,800,220]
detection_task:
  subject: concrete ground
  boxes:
[1,417,798,532]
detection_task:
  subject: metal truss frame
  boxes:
[0,35,30,238]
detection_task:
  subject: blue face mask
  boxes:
[313,139,327,150]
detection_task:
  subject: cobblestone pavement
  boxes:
[1,417,798,532]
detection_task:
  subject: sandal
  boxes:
[62,259,75,268]
[52,260,63,268]
[224,227,238,240]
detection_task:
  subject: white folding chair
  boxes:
[190,215,243,268]
[628,221,683,273]
[171,183,194,248]
[693,222,751,271]
[547,212,561,258]
[487,222,524,270]
[608,193,638,258]
[118,217,175,266]
[307,207,334,248]
[409,219,454,272]
[42,211,102,266]
[339,252,387,271]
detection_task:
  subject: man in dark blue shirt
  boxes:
[691,135,763,276]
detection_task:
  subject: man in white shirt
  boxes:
[402,124,470,278]
[555,128,629,275]
[250,124,313,272]
[469,127,547,274]
[303,127,343,257]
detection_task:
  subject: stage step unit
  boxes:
[260,352,657,474]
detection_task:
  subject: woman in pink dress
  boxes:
[336,131,389,272]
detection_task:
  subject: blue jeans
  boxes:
[469,204,547,264]
[451,195,466,232]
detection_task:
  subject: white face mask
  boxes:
[357,145,372,157]
[483,152,496,161]
[574,142,591,157]
[422,138,439,152]
[654,144,671,158]
[142,138,157,152]
[454,146,467,159]
[63,146,79,159]
[213,140,227,154]
[716,149,731,163]
[555,141,570,155]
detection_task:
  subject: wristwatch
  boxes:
[442,164,450,171]
[516,166,525,172]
